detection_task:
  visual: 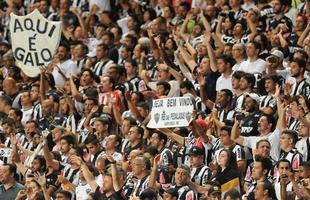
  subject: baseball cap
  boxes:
[188,146,204,156]
[246,93,260,104]
[270,50,284,59]
[195,118,208,130]
[87,50,96,58]
[209,185,221,195]
[164,188,178,198]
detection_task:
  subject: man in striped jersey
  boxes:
[149,158,197,200]
[129,155,151,198]
[259,75,278,115]
[278,130,303,173]
[92,44,114,77]
[188,146,211,186]
[288,58,310,103]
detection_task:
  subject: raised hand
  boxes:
[90,105,99,114]
[197,73,206,86]
[34,172,47,188]
[204,30,212,43]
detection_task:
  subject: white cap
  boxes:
[271,50,284,59]
[87,50,96,58]
[246,93,260,104]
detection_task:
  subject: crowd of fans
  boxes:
[1,0,310,199]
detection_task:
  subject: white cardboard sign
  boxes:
[147,96,194,128]
[10,9,61,77]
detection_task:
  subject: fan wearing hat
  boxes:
[208,185,221,200]
[238,93,261,137]
[188,146,212,186]
[265,50,288,80]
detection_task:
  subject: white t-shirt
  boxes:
[21,107,34,127]
[89,0,110,11]
[216,74,233,92]
[243,129,281,161]
[52,59,78,86]
[239,58,267,74]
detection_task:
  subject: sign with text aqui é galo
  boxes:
[9,9,61,77]
[147,96,194,128]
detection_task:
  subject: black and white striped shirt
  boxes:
[218,108,235,123]
[260,95,276,111]
[132,176,150,197]
[92,59,114,76]
[124,77,147,92]
[190,165,211,185]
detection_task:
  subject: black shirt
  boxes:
[204,71,221,113]
[240,112,261,137]
[94,187,125,200]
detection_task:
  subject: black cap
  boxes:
[188,146,204,156]
[209,185,221,195]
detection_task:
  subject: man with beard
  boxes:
[233,72,256,112]
[0,164,24,199]
[51,43,78,87]
[286,58,310,103]
[239,93,261,137]
[214,89,235,123]
[259,75,278,115]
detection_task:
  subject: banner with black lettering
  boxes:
[9,9,61,77]
[147,96,194,128]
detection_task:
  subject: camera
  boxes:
[220,12,227,17]
[235,113,244,121]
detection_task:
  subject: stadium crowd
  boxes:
[1,0,310,199]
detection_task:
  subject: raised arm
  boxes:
[83,105,98,133]
[197,74,214,109]
[106,155,123,191]
[231,120,244,145]
[297,22,310,46]
[10,133,27,176]
[69,77,83,102]
[204,31,218,72]
[246,15,258,41]
[148,154,161,190]
[125,91,144,122]
[276,99,287,132]
[42,137,60,170]
[200,11,212,31]
[70,7,87,38]
[160,64,184,83]
[79,159,98,192]
[215,16,224,43]
[34,172,51,200]
[158,128,185,145]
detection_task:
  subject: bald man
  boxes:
[37,99,66,130]
[3,77,21,109]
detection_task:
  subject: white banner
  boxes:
[147,96,194,128]
[9,9,61,77]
